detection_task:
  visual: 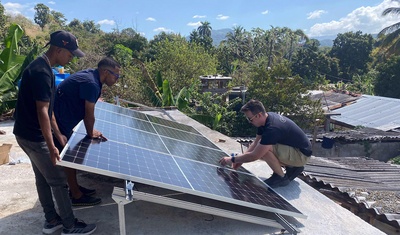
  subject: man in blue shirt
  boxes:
[54,57,121,206]
[219,99,312,188]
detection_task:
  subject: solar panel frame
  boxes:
[59,102,306,219]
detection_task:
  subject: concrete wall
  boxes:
[312,141,400,162]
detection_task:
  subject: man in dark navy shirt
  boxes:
[54,57,120,206]
[219,99,312,188]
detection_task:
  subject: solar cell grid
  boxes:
[174,157,301,214]
[75,120,168,153]
[154,123,218,149]
[62,133,192,189]
[59,102,305,218]
[161,136,229,165]
[96,101,148,120]
[146,115,200,134]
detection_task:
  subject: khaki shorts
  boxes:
[272,144,310,167]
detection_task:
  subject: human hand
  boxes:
[49,147,60,166]
[91,129,107,141]
[232,163,243,170]
[218,156,232,166]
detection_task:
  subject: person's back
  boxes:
[55,69,102,138]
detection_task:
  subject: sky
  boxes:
[4,0,400,40]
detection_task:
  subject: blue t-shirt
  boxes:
[257,112,312,156]
[54,69,102,137]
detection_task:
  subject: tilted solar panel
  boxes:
[59,102,305,218]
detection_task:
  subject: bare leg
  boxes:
[260,150,285,177]
[64,167,82,199]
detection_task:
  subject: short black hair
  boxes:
[240,99,266,115]
[97,57,120,69]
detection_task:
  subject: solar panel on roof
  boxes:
[59,102,305,219]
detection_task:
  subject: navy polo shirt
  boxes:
[54,69,102,137]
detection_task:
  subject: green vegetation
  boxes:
[391,156,400,165]
[1,2,400,137]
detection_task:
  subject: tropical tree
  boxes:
[329,31,374,81]
[196,21,213,51]
[246,60,324,130]
[374,55,400,98]
[291,39,331,87]
[0,24,38,113]
[50,10,66,27]
[197,21,212,37]
[34,3,51,30]
[0,1,7,40]
[148,36,218,92]
[378,1,400,56]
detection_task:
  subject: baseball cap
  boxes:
[46,30,85,57]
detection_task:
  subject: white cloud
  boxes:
[261,10,269,15]
[193,15,206,19]
[48,1,56,5]
[307,10,327,19]
[187,21,202,27]
[4,3,26,16]
[309,0,400,37]
[97,19,115,26]
[153,27,173,33]
[146,17,156,22]
[216,14,229,20]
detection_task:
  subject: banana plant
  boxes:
[0,24,25,96]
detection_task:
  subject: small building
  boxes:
[199,74,232,94]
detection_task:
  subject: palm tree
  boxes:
[197,21,212,37]
[378,1,400,55]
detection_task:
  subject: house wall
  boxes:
[312,141,400,162]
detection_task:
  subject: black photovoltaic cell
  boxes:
[174,158,301,213]
[94,109,156,133]
[154,123,218,149]
[59,102,304,218]
[161,136,227,165]
[146,115,200,134]
[63,133,192,189]
[96,101,148,120]
[75,120,168,154]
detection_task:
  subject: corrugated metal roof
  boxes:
[302,156,400,229]
[317,127,400,142]
[330,95,400,131]
[309,90,360,110]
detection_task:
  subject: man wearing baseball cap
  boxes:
[14,30,96,234]
[45,30,85,57]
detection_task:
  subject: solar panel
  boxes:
[59,102,305,219]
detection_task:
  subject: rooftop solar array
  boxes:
[59,101,305,218]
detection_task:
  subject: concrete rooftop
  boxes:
[0,108,386,235]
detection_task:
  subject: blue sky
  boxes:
[4,0,400,39]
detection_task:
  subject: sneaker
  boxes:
[264,173,280,185]
[61,218,96,235]
[79,186,96,196]
[286,166,305,181]
[43,217,63,234]
[264,173,290,188]
[71,194,102,207]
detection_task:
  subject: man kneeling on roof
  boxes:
[219,99,312,188]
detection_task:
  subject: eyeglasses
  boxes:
[106,69,120,79]
[246,112,261,123]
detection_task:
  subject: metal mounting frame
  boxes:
[111,182,299,235]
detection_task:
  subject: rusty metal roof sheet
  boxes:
[302,156,400,228]
[309,90,360,110]
[330,95,400,131]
